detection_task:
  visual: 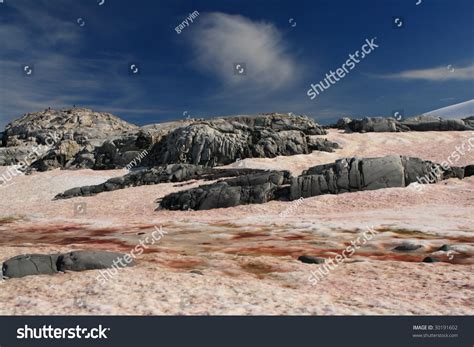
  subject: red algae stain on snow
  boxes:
[233,232,270,239]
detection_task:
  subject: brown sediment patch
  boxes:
[233,232,270,239]
[0,216,25,225]
[283,234,307,241]
[240,261,286,279]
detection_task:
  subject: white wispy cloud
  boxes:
[188,12,298,90]
[380,64,474,81]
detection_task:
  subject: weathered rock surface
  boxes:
[1,110,336,170]
[334,115,474,132]
[289,155,466,200]
[54,164,266,199]
[145,114,331,167]
[297,255,326,264]
[2,250,133,279]
[402,115,474,131]
[158,155,471,210]
[159,170,291,210]
[2,254,59,279]
[57,251,134,271]
[347,117,410,133]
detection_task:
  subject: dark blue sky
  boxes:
[0,0,473,128]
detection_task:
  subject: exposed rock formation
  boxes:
[2,250,133,279]
[1,109,337,170]
[289,155,466,200]
[159,170,291,210]
[158,155,472,210]
[402,115,474,131]
[2,107,138,147]
[54,164,266,199]
[334,115,474,132]
[145,114,330,167]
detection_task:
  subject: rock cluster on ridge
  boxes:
[0,109,337,170]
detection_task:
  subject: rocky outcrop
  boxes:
[159,170,291,210]
[346,117,410,133]
[54,164,266,199]
[334,116,474,133]
[145,114,331,167]
[289,155,466,200]
[1,110,336,171]
[402,115,474,131]
[2,108,138,147]
[2,250,133,279]
[158,155,471,210]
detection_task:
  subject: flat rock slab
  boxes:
[2,250,134,279]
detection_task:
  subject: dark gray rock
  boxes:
[158,155,473,210]
[402,115,474,131]
[422,257,440,263]
[57,251,134,271]
[289,155,466,200]
[298,255,325,264]
[2,250,134,279]
[464,165,474,177]
[54,164,266,199]
[438,244,452,252]
[2,254,58,278]
[334,115,474,132]
[344,117,409,133]
[145,114,329,167]
[159,170,290,210]
[393,244,423,252]
[307,137,340,152]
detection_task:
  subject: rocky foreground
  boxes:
[0,109,473,315]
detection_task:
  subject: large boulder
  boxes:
[289,155,466,200]
[2,250,134,279]
[344,117,409,132]
[2,254,58,278]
